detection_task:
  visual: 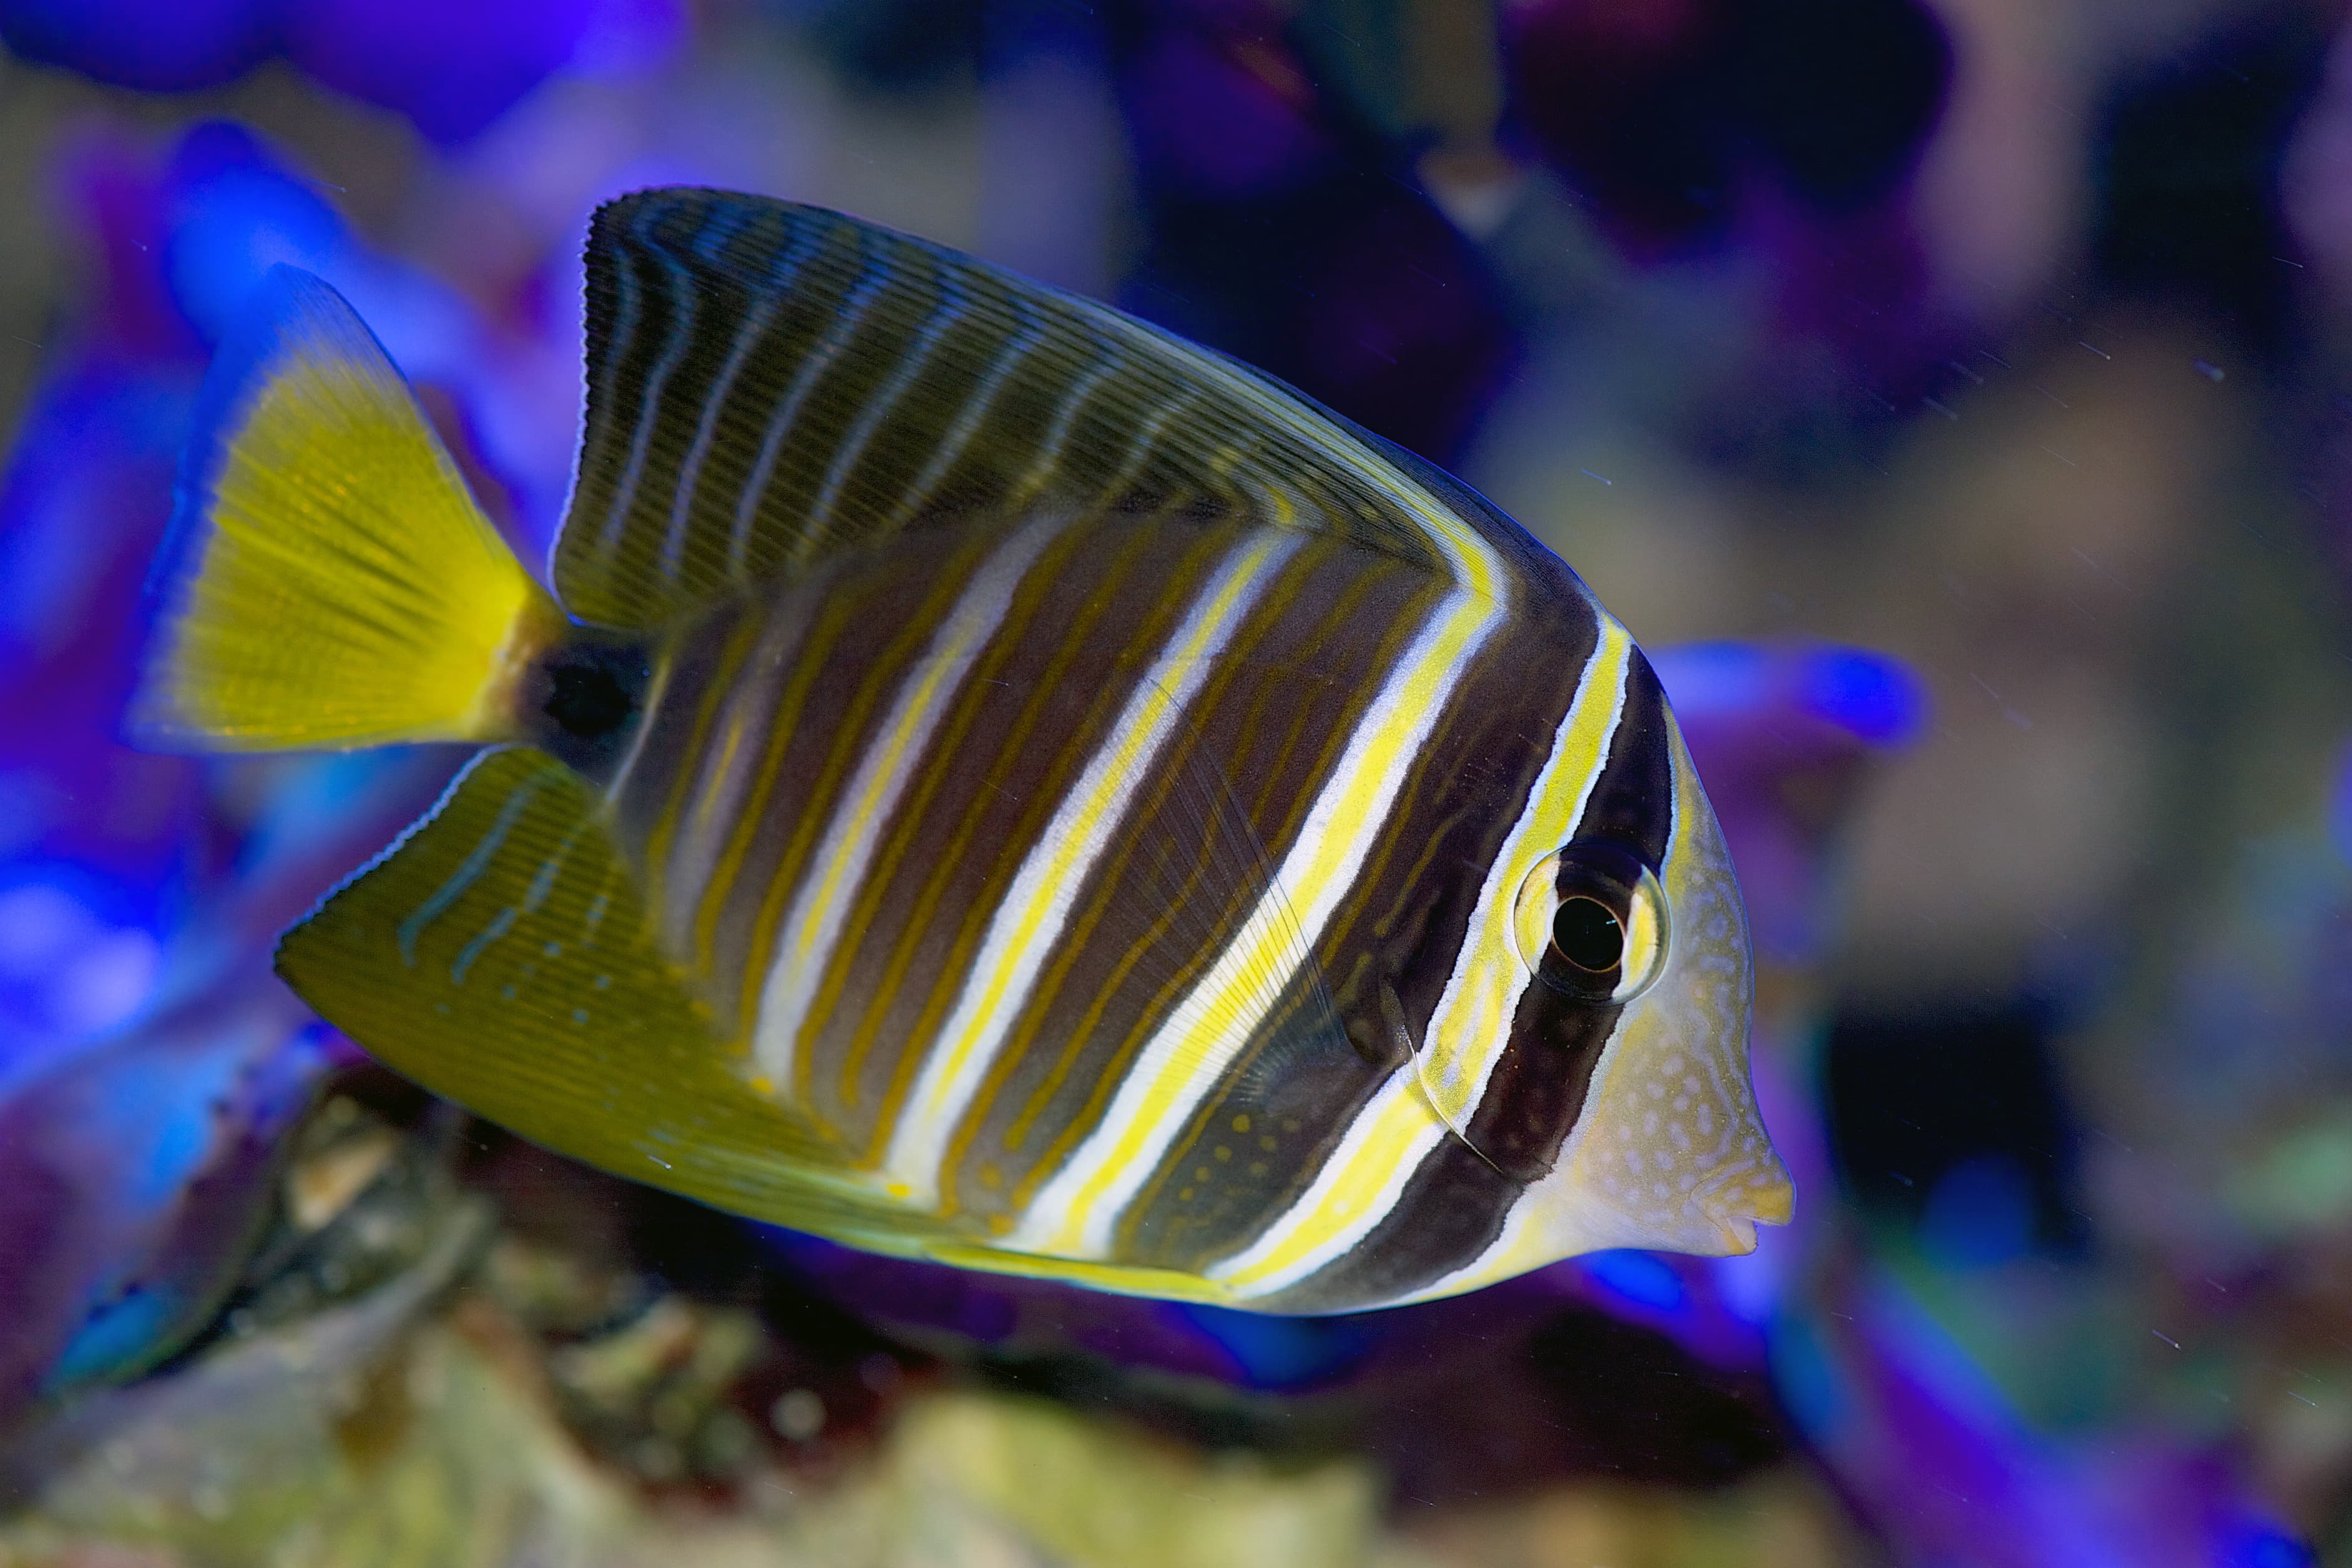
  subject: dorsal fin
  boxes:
[556,189,1513,629]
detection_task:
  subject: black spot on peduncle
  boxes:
[525,634,650,780]
[546,660,635,741]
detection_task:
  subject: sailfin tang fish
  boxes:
[134,190,1790,1313]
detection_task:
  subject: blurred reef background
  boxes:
[1,0,2351,1563]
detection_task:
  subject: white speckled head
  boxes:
[1409,704,1793,1301]
[1551,712,1793,1252]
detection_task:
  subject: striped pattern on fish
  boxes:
[563,193,1517,631]
[588,477,1652,1307]
[138,190,1792,1317]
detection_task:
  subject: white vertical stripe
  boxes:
[657,219,828,577]
[727,242,894,575]
[587,231,649,550]
[1004,353,1120,509]
[663,607,811,954]
[1041,285,1509,609]
[1006,584,1502,1257]
[881,529,1305,1202]
[882,295,1049,530]
[749,517,1064,1087]
[600,205,745,550]
[801,259,969,537]
[1207,625,1632,1298]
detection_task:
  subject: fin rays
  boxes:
[282,746,963,1250]
[134,267,556,750]
[557,190,1508,630]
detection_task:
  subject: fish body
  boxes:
[135,190,1789,1313]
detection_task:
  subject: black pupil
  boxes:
[544,662,635,741]
[1552,896,1624,973]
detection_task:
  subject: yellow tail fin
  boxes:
[134,266,559,752]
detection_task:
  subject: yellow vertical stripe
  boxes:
[750,517,1064,1089]
[881,528,1303,1203]
[1205,621,1632,1297]
[1006,582,1502,1257]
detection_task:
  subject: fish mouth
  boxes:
[1509,1143,1795,1267]
[1616,1154,1795,1258]
[1697,1159,1797,1253]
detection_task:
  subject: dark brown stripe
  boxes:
[559,190,1489,631]
[602,531,1006,1128]
[1107,586,1601,1273]
[1259,650,1681,1308]
[1567,646,1673,866]
[786,511,1230,1153]
[1255,966,1619,1313]
[606,598,766,981]
[939,536,1368,1220]
[818,518,1152,1139]
[950,545,1439,1239]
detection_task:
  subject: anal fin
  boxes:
[922,1243,1240,1306]
[276,746,953,1253]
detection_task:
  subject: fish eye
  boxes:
[1512,840,1670,1004]
[1551,896,1623,972]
